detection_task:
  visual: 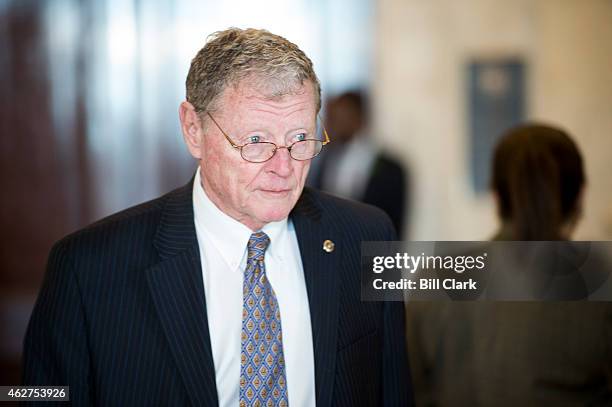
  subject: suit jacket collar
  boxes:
[147,180,219,406]
[153,181,199,259]
[147,180,340,407]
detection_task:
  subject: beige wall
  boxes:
[374,0,612,240]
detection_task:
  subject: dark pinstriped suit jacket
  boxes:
[23,181,413,406]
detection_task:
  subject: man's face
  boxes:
[325,98,362,143]
[192,80,316,231]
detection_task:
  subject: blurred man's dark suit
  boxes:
[23,180,413,406]
[311,150,408,238]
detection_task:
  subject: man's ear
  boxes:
[179,101,204,159]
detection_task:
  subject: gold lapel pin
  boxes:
[323,239,335,253]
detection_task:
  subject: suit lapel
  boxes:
[291,188,341,407]
[146,181,219,406]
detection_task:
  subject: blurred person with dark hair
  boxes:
[22,28,413,406]
[406,123,612,406]
[491,123,585,241]
[310,91,409,237]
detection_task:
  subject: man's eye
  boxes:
[294,133,306,142]
[249,135,261,143]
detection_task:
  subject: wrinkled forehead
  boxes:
[212,74,319,113]
[220,79,317,117]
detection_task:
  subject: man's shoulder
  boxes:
[298,187,397,239]
[304,187,389,217]
[52,183,191,260]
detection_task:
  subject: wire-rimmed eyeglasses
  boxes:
[206,112,331,163]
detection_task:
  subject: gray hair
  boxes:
[186,28,321,114]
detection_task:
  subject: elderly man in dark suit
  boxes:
[23,28,413,406]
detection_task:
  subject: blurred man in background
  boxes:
[310,91,409,237]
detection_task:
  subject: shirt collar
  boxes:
[192,168,289,271]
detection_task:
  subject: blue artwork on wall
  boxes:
[468,59,525,193]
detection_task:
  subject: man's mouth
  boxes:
[259,188,292,196]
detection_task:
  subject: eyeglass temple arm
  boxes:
[206,112,240,148]
[318,114,331,145]
[321,125,331,145]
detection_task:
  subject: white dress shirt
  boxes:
[192,169,316,407]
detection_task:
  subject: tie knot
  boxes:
[247,231,270,262]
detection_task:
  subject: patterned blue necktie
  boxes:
[240,232,289,407]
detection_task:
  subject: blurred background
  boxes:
[1,0,611,390]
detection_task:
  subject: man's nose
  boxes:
[266,146,292,177]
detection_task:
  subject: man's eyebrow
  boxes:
[250,106,308,116]
[285,127,311,134]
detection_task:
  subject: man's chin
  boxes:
[249,189,302,224]
[255,204,294,225]
[261,210,291,223]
